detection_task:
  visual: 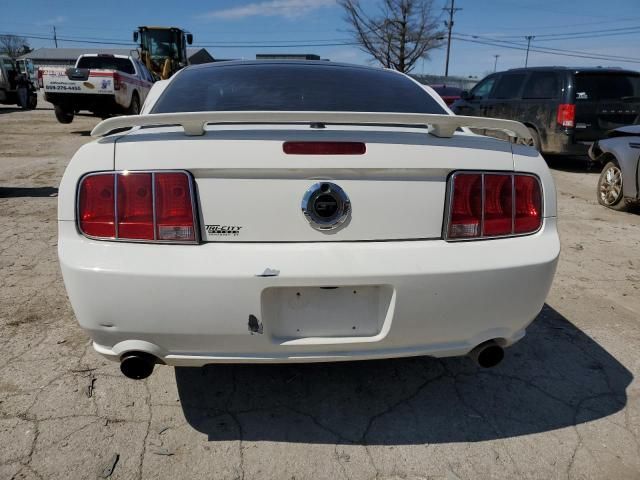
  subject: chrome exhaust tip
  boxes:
[120,352,156,379]
[468,341,505,368]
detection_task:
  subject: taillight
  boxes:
[446,172,542,240]
[556,103,575,128]
[154,173,195,241]
[79,174,115,238]
[37,68,43,89]
[117,173,153,239]
[113,73,122,90]
[78,171,197,243]
[514,175,542,234]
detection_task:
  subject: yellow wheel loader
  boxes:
[133,26,193,80]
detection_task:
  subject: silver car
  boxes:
[590,125,640,211]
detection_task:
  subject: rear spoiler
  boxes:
[90,111,532,140]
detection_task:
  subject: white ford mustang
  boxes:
[58,61,560,379]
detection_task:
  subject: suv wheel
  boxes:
[597,160,627,211]
[127,92,140,115]
[54,105,74,124]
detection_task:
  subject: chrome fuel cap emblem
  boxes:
[301,182,351,231]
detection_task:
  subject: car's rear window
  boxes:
[76,57,135,74]
[575,73,640,101]
[152,63,447,114]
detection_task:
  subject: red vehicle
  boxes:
[430,84,463,106]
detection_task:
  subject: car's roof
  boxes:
[185,59,395,74]
[504,66,639,75]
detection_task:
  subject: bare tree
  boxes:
[0,35,31,59]
[339,0,445,73]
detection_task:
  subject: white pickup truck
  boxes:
[40,53,154,124]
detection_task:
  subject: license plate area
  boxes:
[262,285,392,340]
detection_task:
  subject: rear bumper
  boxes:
[44,92,125,112]
[543,130,590,156]
[58,219,560,365]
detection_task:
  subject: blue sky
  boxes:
[2,0,639,77]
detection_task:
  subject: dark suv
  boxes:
[452,67,640,156]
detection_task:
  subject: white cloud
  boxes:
[203,0,335,20]
[325,48,361,63]
[37,15,67,26]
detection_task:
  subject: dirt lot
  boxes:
[1,103,639,480]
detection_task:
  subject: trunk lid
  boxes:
[114,126,514,242]
[573,71,640,141]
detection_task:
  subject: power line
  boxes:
[451,35,640,64]
[0,30,355,48]
[484,16,640,31]
[456,32,640,63]
[525,25,640,39]
[0,32,134,46]
[465,25,640,41]
[5,27,640,64]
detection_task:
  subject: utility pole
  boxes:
[443,0,462,77]
[524,35,534,67]
[53,26,58,48]
[493,54,500,72]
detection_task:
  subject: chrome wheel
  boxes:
[598,163,623,206]
[599,165,622,205]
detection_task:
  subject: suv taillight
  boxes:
[113,72,122,90]
[37,68,43,88]
[556,103,575,128]
[78,171,197,243]
[446,172,542,241]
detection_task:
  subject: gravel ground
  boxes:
[0,103,638,480]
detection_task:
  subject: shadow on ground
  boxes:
[175,304,631,444]
[0,107,24,114]
[71,130,92,136]
[545,155,600,174]
[0,186,58,198]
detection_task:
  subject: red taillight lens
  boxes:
[154,173,195,241]
[78,171,197,243]
[283,142,366,155]
[113,73,121,90]
[117,173,153,239]
[37,69,43,88]
[79,174,116,238]
[556,103,575,128]
[446,172,542,240]
[514,175,542,234]
[483,174,513,236]
[448,173,482,238]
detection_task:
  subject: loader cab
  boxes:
[0,56,18,90]
[15,58,37,86]
[0,56,37,108]
[134,26,193,80]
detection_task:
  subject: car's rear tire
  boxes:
[54,105,74,124]
[597,160,627,211]
[27,93,37,110]
[127,92,140,115]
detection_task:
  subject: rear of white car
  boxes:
[58,62,559,379]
